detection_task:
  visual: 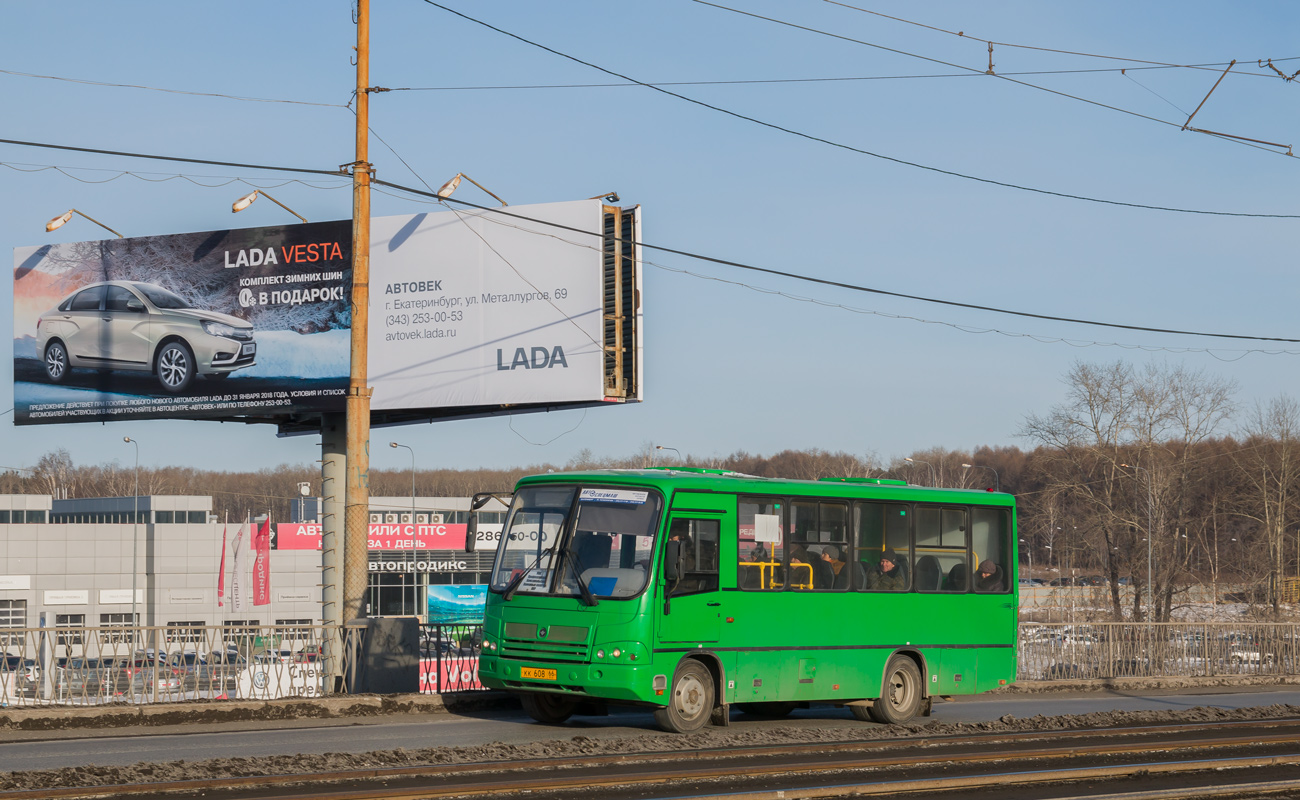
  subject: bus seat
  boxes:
[914,555,942,592]
[945,562,967,592]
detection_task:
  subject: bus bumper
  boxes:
[479,655,656,704]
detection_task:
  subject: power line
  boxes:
[383,61,1281,91]
[373,178,1300,344]
[0,67,349,107]
[0,160,350,190]
[693,1,1293,156]
[418,2,1300,212]
[819,0,1298,71]
[0,138,343,177]
[4,132,1295,344]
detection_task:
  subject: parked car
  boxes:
[36,280,257,393]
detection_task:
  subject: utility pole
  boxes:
[344,0,373,624]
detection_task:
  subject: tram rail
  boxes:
[6,716,1300,800]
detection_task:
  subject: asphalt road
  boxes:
[4,686,1300,772]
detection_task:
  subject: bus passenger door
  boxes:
[657,516,722,645]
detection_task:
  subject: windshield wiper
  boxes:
[502,537,560,602]
[563,549,599,607]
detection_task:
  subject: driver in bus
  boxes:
[975,559,1006,593]
[868,548,906,591]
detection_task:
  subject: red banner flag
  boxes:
[253,516,271,606]
[217,525,228,607]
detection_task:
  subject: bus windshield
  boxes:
[491,485,662,600]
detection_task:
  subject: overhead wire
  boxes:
[376,177,1300,345]
[379,186,1296,361]
[0,67,349,108]
[692,1,1293,156]
[417,2,1300,212]
[3,129,1295,345]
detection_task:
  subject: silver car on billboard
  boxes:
[36,281,256,393]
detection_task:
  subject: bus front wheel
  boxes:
[862,655,923,724]
[520,692,577,724]
[654,659,714,733]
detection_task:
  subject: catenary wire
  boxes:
[383,61,1281,91]
[418,2,1300,208]
[0,160,350,190]
[0,67,350,107]
[374,186,1293,361]
[818,0,1300,70]
[4,133,1295,345]
[692,1,1292,156]
[375,177,1300,344]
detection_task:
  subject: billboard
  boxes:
[13,200,642,427]
[12,221,351,423]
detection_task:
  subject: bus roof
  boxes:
[514,468,1014,507]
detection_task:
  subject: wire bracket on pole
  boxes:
[1182,60,1236,131]
[986,43,995,75]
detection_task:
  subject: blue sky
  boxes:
[3,1,1298,474]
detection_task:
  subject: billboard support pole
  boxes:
[320,413,345,686]
[343,0,373,626]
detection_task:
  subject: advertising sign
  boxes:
[12,221,351,424]
[419,657,481,692]
[368,200,607,411]
[13,200,640,427]
[427,585,488,624]
[276,522,480,551]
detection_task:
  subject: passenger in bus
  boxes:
[811,546,836,590]
[867,549,906,591]
[975,560,1005,592]
[787,544,813,589]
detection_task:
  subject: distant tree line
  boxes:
[3,359,1296,621]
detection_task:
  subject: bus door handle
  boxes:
[707,602,721,607]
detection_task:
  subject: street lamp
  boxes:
[904,457,936,487]
[1121,463,1154,621]
[389,442,415,527]
[436,173,509,206]
[123,437,140,635]
[654,445,681,466]
[961,463,999,492]
[45,209,123,238]
[231,190,308,223]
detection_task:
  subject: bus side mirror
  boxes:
[664,540,682,582]
[466,515,478,553]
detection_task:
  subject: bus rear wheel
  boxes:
[520,692,577,724]
[864,655,923,724]
[654,659,714,733]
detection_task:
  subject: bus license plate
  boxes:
[521,667,557,681]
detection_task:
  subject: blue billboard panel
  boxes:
[427,584,487,624]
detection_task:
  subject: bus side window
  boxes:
[737,498,784,590]
[668,518,720,596]
[855,502,911,592]
[971,507,1010,594]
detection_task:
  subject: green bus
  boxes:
[470,468,1017,733]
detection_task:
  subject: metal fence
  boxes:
[0,622,486,707]
[1018,622,1300,681]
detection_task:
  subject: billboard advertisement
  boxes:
[13,200,640,426]
[276,521,502,551]
[368,200,609,411]
[426,584,488,624]
[12,221,351,423]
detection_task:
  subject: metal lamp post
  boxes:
[904,457,937,487]
[389,442,415,525]
[961,463,999,492]
[654,445,681,465]
[123,437,140,636]
[1122,463,1154,621]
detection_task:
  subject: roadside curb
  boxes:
[999,675,1300,693]
[0,691,518,731]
